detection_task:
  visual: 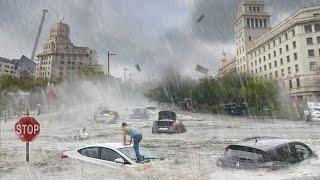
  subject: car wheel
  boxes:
[152,123,159,134]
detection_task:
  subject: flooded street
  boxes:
[1,105,320,180]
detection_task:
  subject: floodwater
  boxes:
[1,104,320,180]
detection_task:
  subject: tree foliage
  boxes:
[145,72,196,104]
[146,74,280,112]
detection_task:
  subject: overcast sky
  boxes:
[1,0,320,80]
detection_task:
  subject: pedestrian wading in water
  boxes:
[122,122,143,162]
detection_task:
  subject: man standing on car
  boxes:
[122,122,143,162]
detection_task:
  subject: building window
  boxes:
[269,63,272,69]
[255,60,257,65]
[268,43,270,49]
[259,19,263,27]
[317,36,320,44]
[304,25,312,33]
[273,51,276,57]
[293,53,298,61]
[306,37,313,45]
[264,65,267,71]
[295,64,299,72]
[280,58,283,65]
[287,55,290,63]
[275,71,278,77]
[264,19,267,27]
[259,58,261,64]
[310,62,316,71]
[249,36,252,41]
[279,48,282,54]
[247,19,250,27]
[60,61,64,64]
[288,67,291,74]
[259,67,262,72]
[289,80,292,89]
[293,41,296,48]
[286,44,289,51]
[292,29,295,36]
[315,24,320,32]
[274,61,278,67]
[308,49,315,57]
[278,37,282,44]
[263,56,266,62]
[281,69,285,76]
[285,33,288,40]
[268,53,271,59]
[296,78,300,88]
[273,40,276,47]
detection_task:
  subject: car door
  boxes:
[98,147,131,169]
[273,144,296,164]
[291,143,312,162]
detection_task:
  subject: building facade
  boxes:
[217,52,237,78]
[0,57,17,77]
[226,0,320,103]
[36,20,98,80]
[14,55,36,79]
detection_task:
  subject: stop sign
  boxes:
[15,117,40,142]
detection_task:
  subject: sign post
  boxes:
[15,116,40,162]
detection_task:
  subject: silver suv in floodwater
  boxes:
[216,137,318,171]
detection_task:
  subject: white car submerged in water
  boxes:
[304,102,320,121]
[61,143,162,169]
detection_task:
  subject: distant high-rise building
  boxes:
[36,20,99,80]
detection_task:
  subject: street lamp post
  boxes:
[107,51,116,76]
[129,73,133,87]
[123,67,129,83]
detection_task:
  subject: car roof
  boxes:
[234,137,295,152]
[81,143,132,150]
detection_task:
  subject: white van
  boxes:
[304,102,320,121]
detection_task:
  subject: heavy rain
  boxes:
[1,0,320,180]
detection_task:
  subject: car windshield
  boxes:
[118,147,156,162]
[226,145,265,162]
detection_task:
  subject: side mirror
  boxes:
[114,158,125,164]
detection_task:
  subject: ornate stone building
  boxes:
[36,20,98,80]
[219,0,320,103]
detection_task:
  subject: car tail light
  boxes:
[216,159,224,166]
[60,153,68,159]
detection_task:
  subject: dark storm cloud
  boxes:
[1,0,320,78]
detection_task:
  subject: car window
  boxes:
[78,147,99,159]
[100,148,123,162]
[272,145,295,163]
[226,145,265,162]
[294,143,311,160]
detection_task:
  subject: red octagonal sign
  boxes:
[15,117,40,142]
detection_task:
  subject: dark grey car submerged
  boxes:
[152,111,187,134]
[216,137,318,171]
